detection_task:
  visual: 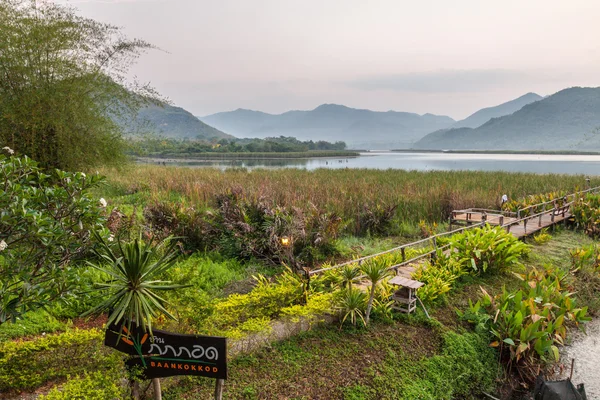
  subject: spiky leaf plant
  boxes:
[83,233,185,334]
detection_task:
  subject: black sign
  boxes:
[104,323,227,379]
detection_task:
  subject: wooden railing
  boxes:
[309,185,600,278]
[308,222,483,277]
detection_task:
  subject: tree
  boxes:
[0,0,160,170]
[0,150,106,324]
[360,258,391,325]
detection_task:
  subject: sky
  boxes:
[57,0,600,119]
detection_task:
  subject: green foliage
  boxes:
[127,135,349,156]
[360,258,392,324]
[280,292,335,321]
[570,244,600,273]
[395,331,497,399]
[343,384,376,400]
[102,165,598,236]
[144,191,343,267]
[0,328,122,391]
[340,265,361,289]
[200,268,304,335]
[39,370,127,400]
[0,0,159,169]
[336,288,367,328]
[502,190,569,216]
[355,202,398,236]
[460,267,591,381]
[0,153,106,323]
[0,309,64,342]
[573,193,600,237]
[413,252,465,304]
[533,228,552,245]
[450,224,530,274]
[84,234,184,333]
[370,330,496,399]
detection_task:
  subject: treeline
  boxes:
[126,136,347,156]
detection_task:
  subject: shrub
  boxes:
[0,153,106,323]
[354,202,397,237]
[0,310,65,342]
[572,194,600,237]
[413,252,464,304]
[200,268,304,335]
[533,229,552,245]
[450,224,530,274]
[336,288,367,328]
[39,370,127,400]
[0,328,122,391]
[459,267,591,382]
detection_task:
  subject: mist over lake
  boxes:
[143,151,600,175]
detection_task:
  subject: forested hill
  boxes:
[200,104,455,149]
[452,92,542,129]
[122,103,233,140]
[413,87,600,151]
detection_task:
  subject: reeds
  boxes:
[99,165,597,227]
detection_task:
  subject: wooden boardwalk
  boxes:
[504,211,571,238]
[308,186,600,282]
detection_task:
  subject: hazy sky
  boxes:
[58,0,600,119]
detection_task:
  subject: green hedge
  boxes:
[0,328,123,391]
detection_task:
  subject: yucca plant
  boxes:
[360,258,392,325]
[83,233,186,335]
[337,288,367,328]
[339,264,361,290]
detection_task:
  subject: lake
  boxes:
[143,152,600,175]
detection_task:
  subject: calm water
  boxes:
[143,152,600,175]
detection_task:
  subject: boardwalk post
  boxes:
[538,213,542,227]
[401,248,406,263]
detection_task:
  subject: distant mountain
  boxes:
[123,103,233,140]
[413,87,600,151]
[200,104,455,149]
[453,92,543,129]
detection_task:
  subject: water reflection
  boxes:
[139,152,600,176]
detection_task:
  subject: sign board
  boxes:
[104,323,227,380]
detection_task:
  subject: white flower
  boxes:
[0,240,7,251]
[81,172,86,178]
[108,235,115,242]
[99,198,107,208]
[2,146,14,155]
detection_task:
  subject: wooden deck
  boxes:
[308,186,600,285]
[504,211,571,239]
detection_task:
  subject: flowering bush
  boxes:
[0,151,106,323]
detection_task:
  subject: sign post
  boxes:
[105,323,227,398]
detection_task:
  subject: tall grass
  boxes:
[98,165,596,227]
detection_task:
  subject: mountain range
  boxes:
[451,92,542,129]
[123,87,600,152]
[414,87,600,151]
[123,103,232,140]
[199,105,455,149]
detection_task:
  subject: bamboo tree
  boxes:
[0,0,162,170]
